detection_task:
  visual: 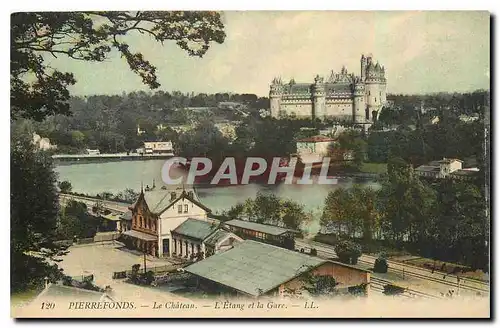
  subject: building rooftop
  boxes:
[184,240,326,296]
[101,213,122,221]
[131,189,210,215]
[121,211,133,221]
[284,83,312,95]
[437,158,463,164]
[325,83,353,94]
[450,169,478,176]
[415,165,441,172]
[122,229,157,241]
[34,284,112,303]
[172,218,218,241]
[224,219,292,236]
[204,229,232,247]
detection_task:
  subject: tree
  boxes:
[57,200,99,239]
[338,130,366,171]
[373,256,389,273]
[321,186,377,240]
[11,132,68,292]
[377,157,437,248]
[58,180,72,193]
[11,11,226,121]
[299,268,338,297]
[334,240,362,264]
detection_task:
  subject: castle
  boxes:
[269,54,387,123]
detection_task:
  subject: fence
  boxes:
[152,272,191,285]
[112,264,184,280]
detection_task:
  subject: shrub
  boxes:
[58,180,72,193]
[348,283,368,296]
[334,240,362,264]
[383,284,405,296]
[144,271,155,285]
[62,275,73,286]
[373,257,389,273]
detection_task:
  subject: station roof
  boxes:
[185,240,325,296]
[122,229,157,242]
[172,218,218,241]
[223,219,292,236]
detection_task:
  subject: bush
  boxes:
[58,180,72,193]
[62,275,73,286]
[383,284,405,296]
[373,257,389,273]
[348,283,368,296]
[334,240,362,264]
[310,248,318,256]
[144,271,155,285]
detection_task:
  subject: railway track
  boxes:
[356,258,489,295]
[296,239,489,295]
[370,277,441,299]
[362,253,489,289]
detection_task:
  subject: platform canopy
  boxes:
[122,230,156,242]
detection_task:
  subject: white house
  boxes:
[122,188,216,258]
[143,141,173,155]
[415,158,465,179]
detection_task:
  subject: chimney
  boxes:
[170,192,177,201]
[188,191,194,198]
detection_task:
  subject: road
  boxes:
[296,239,489,299]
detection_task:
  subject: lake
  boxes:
[55,160,380,213]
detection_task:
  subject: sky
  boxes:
[47,11,490,97]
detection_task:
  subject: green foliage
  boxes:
[11,11,226,121]
[383,284,405,296]
[58,180,72,193]
[373,257,389,273]
[300,271,338,296]
[338,130,367,171]
[348,283,368,296]
[11,131,68,292]
[224,192,307,230]
[177,120,229,160]
[62,276,73,286]
[321,186,378,240]
[378,157,437,246]
[334,240,362,264]
[318,152,487,270]
[56,200,100,240]
[144,271,155,285]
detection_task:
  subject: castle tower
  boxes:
[353,77,366,123]
[269,77,282,118]
[364,55,382,121]
[312,75,325,119]
[360,54,367,81]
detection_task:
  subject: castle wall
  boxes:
[325,99,354,120]
[269,54,386,122]
[280,100,314,117]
